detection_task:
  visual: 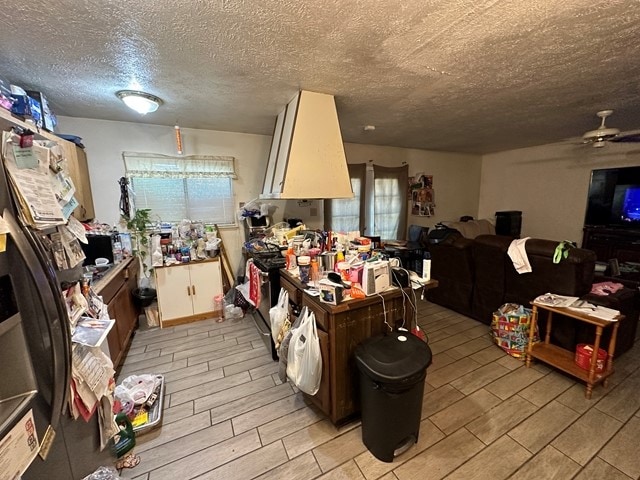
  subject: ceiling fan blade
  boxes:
[610,132,640,143]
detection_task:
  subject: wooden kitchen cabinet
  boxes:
[0,108,95,221]
[279,270,426,425]
[60,142,95,221]
[96,258,140,369]
[155,259,223,328]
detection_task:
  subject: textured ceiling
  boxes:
[1,0,640,154]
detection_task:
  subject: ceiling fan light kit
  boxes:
[116,90,163,115]
[582,109,620,146]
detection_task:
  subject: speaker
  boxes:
[495,211,522,238]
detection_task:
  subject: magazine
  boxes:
[533,293,619,321]
[71,317,115,347]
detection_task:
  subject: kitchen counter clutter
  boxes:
[279,269,437,425]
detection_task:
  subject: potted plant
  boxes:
[122,208,156,305]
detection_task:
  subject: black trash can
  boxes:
[355,329,432,462]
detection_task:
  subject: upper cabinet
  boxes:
[0,108,95,221]
[60,141,95,221]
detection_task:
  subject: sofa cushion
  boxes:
[471,235,512,324]
[443,219,495,239]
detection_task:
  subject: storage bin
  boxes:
[574,343,607,373]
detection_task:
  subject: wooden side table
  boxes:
[525,302,622,399]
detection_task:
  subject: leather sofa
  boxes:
[425,232,639,355]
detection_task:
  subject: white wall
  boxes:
[479,142,640,244]
[343,143,482,231]
[57,116,483,273]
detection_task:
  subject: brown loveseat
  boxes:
[425,233,639,355]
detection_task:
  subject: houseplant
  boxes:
[122,208,156,305]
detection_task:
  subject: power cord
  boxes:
[375,292,392,331]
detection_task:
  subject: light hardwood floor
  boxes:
[117,300,640,480]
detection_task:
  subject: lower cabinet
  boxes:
[99,258,140,369]
[155,259,223,327]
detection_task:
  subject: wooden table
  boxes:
[525,302,622,399]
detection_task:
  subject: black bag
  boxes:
[427,224,459,244]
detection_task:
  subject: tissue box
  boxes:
[319,284,343,305]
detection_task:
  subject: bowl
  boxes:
[95,257,109,266]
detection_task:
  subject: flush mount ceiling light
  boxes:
[116,90,163,115]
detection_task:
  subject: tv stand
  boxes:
[582,226,640,264]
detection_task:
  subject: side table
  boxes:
[525,302,622,399]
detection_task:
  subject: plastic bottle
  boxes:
[422,252,431,281]
[113,241,123,264]
[298,255,311,284]
[310,258,319,285]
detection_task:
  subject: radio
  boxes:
[362,260,391,296]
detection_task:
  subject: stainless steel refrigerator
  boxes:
[0,158,112,478]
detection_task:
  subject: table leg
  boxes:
[544,310,552,344]
[603,322,620,388]
[525,306,538,368]
[585,326,603,399]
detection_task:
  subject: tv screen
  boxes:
[585,166,640,228]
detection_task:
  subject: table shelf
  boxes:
[526,303,621,399]
[529,343,610,385]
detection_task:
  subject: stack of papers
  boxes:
[534,293,620,321]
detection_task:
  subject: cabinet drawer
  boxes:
[280,276,301,306]
[302,296,329,332]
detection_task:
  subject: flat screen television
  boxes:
[584,166,640,228]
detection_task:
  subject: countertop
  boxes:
[92,257,135,294]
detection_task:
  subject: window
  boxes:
[325,163,408,239]
[123,152,237,225]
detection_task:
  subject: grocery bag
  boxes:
[286,308,322,395]
[270,288,289,343]
[491,303,538,359]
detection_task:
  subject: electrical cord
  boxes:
[374,292,392,331]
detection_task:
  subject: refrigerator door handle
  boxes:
[3,209,71,429]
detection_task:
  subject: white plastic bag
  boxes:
[270,288,289,342]
[286,309,322,395]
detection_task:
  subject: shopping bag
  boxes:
[286,309,322,395]
[270,288,289,343]
[278,307,306,383]
[491,303,538,359]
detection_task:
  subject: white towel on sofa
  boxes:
[508,237,532,274]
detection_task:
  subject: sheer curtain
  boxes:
[324,163,408,239]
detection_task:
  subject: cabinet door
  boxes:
[189,261,222,315]
[306,328,331,415]
[106,299,121,364]
[72,147,95,220]
[61,141,95,221]
[155,266,192,321]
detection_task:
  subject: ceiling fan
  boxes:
[582,110,640,148]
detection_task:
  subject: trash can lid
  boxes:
[355,330,432,383]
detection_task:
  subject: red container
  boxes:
[574,343,607,373]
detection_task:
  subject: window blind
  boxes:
[123,152,236,225]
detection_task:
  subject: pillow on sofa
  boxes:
[443,219,495,239]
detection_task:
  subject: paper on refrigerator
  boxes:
[1,132,65,227]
